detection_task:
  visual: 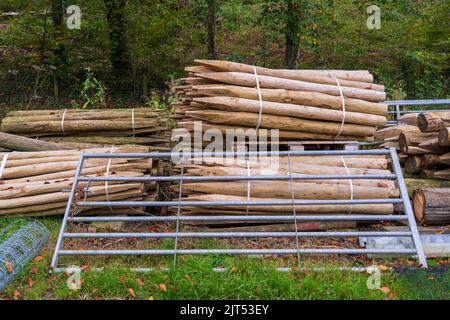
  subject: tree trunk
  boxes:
[103,0,131,76]
[284,0,301,69]
[207,0,217,59]
[51,0,65,99]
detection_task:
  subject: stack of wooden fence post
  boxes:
[169,155,399,229]
[172,60,388,145]
[0,146,155,217]
[0,108,170,151]
[376,112,450,180]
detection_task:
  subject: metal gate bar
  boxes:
[385,99,450,126]
[51,148,428,271]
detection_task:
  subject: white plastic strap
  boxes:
[0,153,9,180]
[61,109,68,136]
[340,156,353,214]
[131,108,136,137]
[253,66,264,131]
[246,160,251,215]
[104,145,115,211]
[329,73,346,140]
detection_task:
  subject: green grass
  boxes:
[2,253,449,300]
[0,217,448,300]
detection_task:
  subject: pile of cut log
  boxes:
[0,146,156,217]
[172,60,388,145]
[170,155,399,229]
[0,108,170,151]
[413,188,450,225]
[376,112,450,180]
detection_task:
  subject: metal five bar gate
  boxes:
[51,148,428,271]
[386,99,450,126]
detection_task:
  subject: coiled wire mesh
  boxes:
[0,221,49,291]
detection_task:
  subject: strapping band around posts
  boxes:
[0,153,9,180]
[329,73,346,140]
[61,109,68,136]
[253,66,264,131]
[131,108,136,137]
[341,156,354,214]
[104,145,115,212]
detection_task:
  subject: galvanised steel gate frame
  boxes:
[51,148,428,271]
[386,99,450,126]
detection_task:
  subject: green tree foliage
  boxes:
[0,0,447,105]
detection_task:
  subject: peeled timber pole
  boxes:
[0,132,72,151]
[192,84,388,116]
[197,72,386,102]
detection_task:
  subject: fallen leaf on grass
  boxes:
[13,290,21,300]
[28,277,34,288]
[33,256,44,263]
[427,276,436,281]
[378,265,389,272]
[127,288,136,298]
[147,296,154,300]
[30,266,37,274]
[80,265,91,272]
[136,278,145,286]
[388,292,398,300]
[379,287,390,294]
[158,283,167,292]
[119,275,126,284]
[5,261,13,273]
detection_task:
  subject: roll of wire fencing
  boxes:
[0,221,49,291]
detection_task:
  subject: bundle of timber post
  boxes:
[0,146,155,217]
[0,108,170,151]
[413,188,450,225]
[168,155,399,229]
[171,60,388,145]
[376,112,450,180]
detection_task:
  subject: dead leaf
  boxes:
[378,265,388,272]
[158,283,167,292]
[293,266,299,273]
[119,275,126,284]
[147,296,154,300]
[13,290,21,300]
[127,288,136,298]
[30,266,37,274]
[427,276,436,281]
[80,265,91,272]
[388,292,398,300]
[136,278,145,286]
[33,256,44,263]
[379,287,390,294]
[5,261,13,273]
[28,277,34,288]
[184,274,191,280]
